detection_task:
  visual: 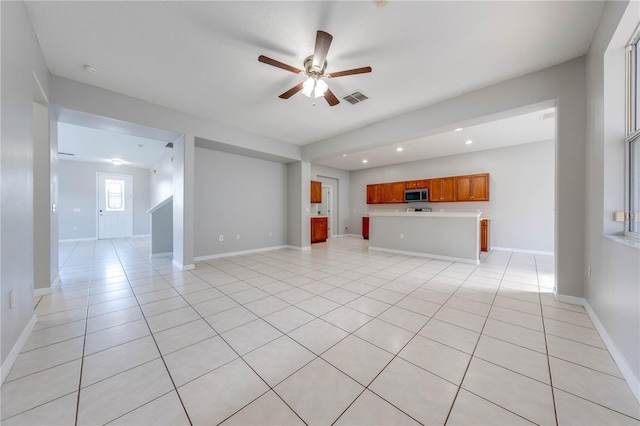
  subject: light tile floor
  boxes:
[2,237,639,425]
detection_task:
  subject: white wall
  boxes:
[193,147,288,257]
[0,0,51,377]
[150,152,173,208]
[350,140,555,253]
[58,160,151,239]
[585,0,640,396]
[310,164,351,236]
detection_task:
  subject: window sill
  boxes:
[603,233,640,250]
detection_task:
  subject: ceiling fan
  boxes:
[258,30,372,106]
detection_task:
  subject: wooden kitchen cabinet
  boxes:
[404,179,429,189]
[457,174,489,202]
[480,219,489,252]
[362,216,369,240]
[383,182,405,203]
[310,180,322,203]
[311,217,328,243]
[429,177,457,202]
[367,184,385,204]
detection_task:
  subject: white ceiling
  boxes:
[58,123,173,169]
[25,1,602,169]
[317,107,556,170]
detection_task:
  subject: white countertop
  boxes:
[368,211,481,218]
[365,212,492,219]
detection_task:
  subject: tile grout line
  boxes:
[331,256,490,425]
[74,239,97,426]
[107,239,195,426]
[535,254,559,426]
[441,250,515,425]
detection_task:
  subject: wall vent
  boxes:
[540,111,556,120]
[58,152,75,156]
[165,142,174,148]
[343,91,369,105]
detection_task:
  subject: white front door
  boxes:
[97,173,133,239]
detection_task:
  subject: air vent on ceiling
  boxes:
[165,142,174,148]
[343,91,369,105]
[540,111,556,120]
[58,152,75,156]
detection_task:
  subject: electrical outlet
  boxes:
[400,233,404,239]
[218,235,224,242]
[269,231,272,237]
[10,290,15,309]
[236,234,240,240]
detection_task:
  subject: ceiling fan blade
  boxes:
[324,88,340,106]
[279,82,304,99]
[327,66,372,78]
[259,55,303,74]
[313,31,333,69]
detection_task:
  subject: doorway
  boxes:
[97,172,133,239]
[320,184,336,237]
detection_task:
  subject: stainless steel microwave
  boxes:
[404,189,429,202]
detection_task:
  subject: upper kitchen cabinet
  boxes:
[404,179,429,189]
[456,173,489,202]
[367,184,385,204]
[383,182,405,203]
[311,180,322,203]
[429,177,456,202]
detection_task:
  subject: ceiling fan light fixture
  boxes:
[301,77,329,98]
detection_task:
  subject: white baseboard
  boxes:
[172,259,194,271]
[132,234,150,238]
[554,292,640,404]
[286,245,311,252]
[1,314,37,384]
[151,252,173,258]
[492,246,554,256]
[33,276,61,297]
[194,245,290,262]
[33,287,51,297]
[368,246,479,265]
[58,237,97,243]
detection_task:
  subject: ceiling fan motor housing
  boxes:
[304,55,327,77]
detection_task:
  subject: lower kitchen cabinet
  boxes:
[362,216,369,240]
[480,219,489,252]
[311,217,328,243]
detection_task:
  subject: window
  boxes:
[105,179,125,212]
[627,37,640,235]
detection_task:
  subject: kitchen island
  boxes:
[368,211,483,264]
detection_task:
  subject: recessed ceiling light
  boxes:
[454,127,464,132]
[342,154,347,157]
[111,158,123,166]
[465,140,473,145]
[83,64,98,74]
[396,147,404,152]
[362,159,368,164]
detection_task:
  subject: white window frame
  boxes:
[626,35,640,237]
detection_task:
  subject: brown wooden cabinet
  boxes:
[311,217,328,243]
[367,184,384,204]
[429,177,457,202]
[404,179,429,189]
[480,219,489,252]
[383,182,405,203]
[310,180,322,204]
[367,173,489,204]
[362,216,369,240]
[457,174,489,202]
